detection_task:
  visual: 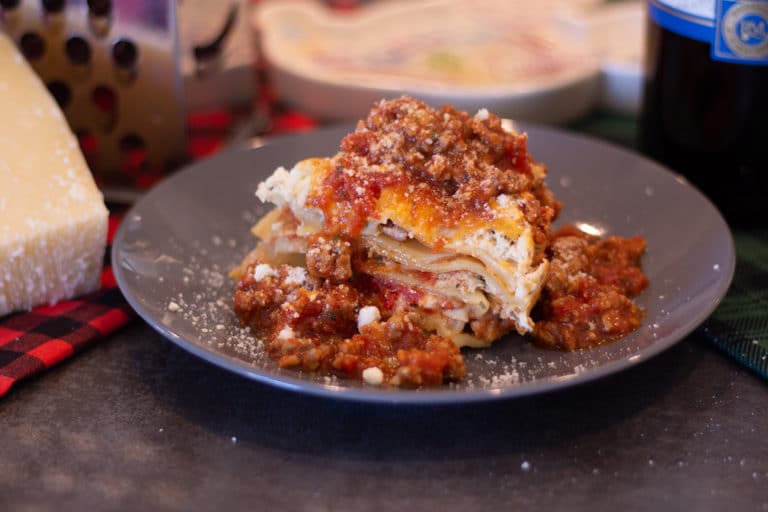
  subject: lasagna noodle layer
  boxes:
[247,208,528,348]
[250,231,504,348]
[256,157,547,333]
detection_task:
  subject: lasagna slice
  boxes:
[233,97,560,386]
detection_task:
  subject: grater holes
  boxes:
[112,38,138,70]
[119,133,147,170]
[65,35,91,65]
[92,85,116,113]
[47,80,71,108]
[41,0,65,14]
[0,0,21,10]
[19,31,46,60]
[87,0,110,17]
[75,129,98,167]
[87,0,111,36]
[91,84,117,131]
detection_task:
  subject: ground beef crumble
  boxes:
[532,227,649,350]
[305,234,353,282]
[309,96,560,263]
[233,261,466,387]
[234,98,649,387]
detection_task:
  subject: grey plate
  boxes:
[112,124,735,404]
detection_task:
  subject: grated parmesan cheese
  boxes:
[253,263,278,281]
[362,367,384,386]
[474,108,489,121]
[277,326,295,340]
[0,32,107,316]
[357,305,381,331]
[284,266,307,286]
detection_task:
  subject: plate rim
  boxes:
[112,123,736,404]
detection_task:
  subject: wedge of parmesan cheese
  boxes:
[0,33,108,316]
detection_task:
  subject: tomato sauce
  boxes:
[532,227,649,350]
[233,98,649,387]
[233,262,465,387]
[306,97,560,245]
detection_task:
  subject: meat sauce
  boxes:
[233,226,648,387]
[307,97,560,262]
[532,226,648,350]
[233,260,465,388]
[233,97,649,387]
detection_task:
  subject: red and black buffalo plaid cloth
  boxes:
[0,215,132,396]
[0,103,316,397]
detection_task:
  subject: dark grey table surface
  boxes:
[1,321,767,511]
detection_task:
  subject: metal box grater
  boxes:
[0,0,186,181]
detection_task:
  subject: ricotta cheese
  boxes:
[357,305,381,332]
[362,367,384,386]
[252,263,278,281]
[0,34,108,316]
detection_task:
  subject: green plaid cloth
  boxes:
[702,230,768,380]
[570,113,768,382]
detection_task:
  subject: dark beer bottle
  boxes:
[639,1,768,226]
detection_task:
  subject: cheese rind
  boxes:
[0,34,108,316]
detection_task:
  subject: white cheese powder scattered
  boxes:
[253,263,278,281]
[284,266,307,286]
[362,367,384,386]
[357,305,381,331]
[277,326,295,340]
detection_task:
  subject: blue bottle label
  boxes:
[649,0,768,65]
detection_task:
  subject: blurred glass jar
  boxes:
[639,0,768,227]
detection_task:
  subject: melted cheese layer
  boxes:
[255,157,547,333]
